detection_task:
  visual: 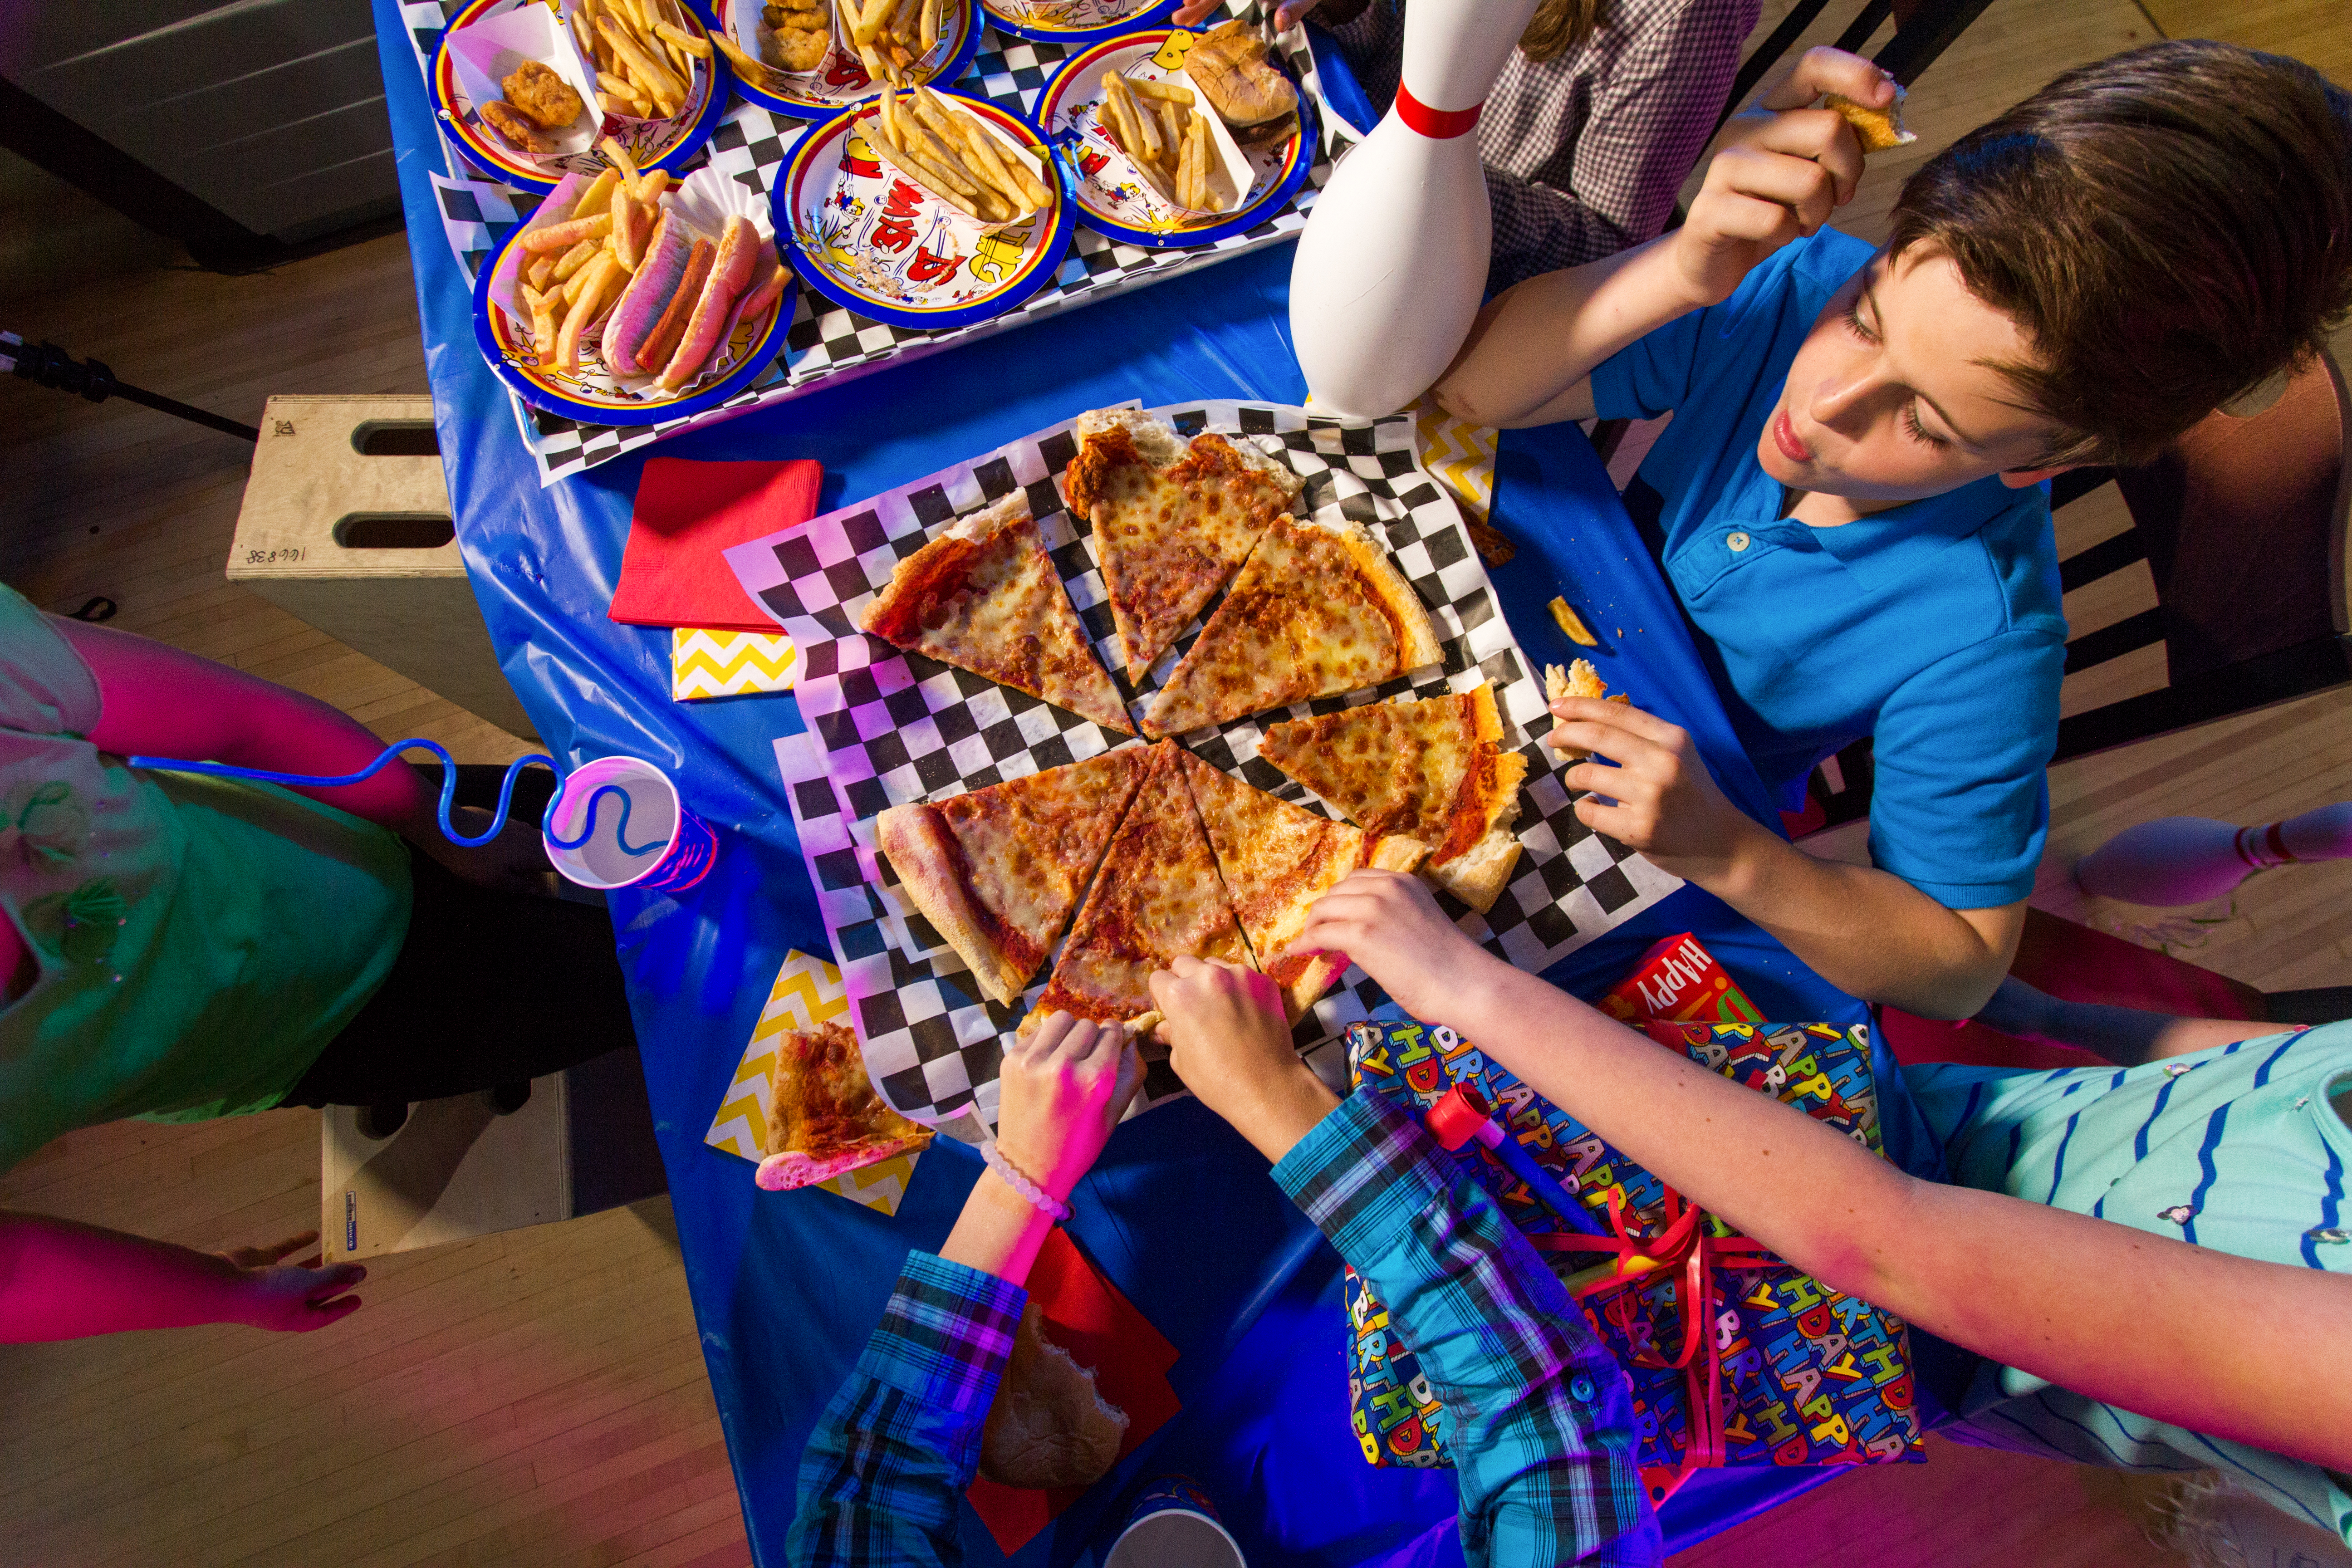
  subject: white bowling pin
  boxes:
[1289,0,1539,420]
[2074,802,2352,906]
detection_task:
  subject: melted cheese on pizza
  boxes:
[1065,426,1298,678]
[860,499,1133,733]
[1144,517,1435,737]
[935,748,1148,982]
[767,1020,927,1161]
[1259,686,1518,866]
[1032,744,1250,1025]
[1176,749,1369,985]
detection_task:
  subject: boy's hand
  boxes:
[994,1013,1146,1203]
[1544,698,1764,882]
[1673,47,1891,305]
[1148,958,1336,1163]
[1286,868,1503,1026]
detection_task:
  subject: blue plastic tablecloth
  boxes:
[371,6,1903,1559]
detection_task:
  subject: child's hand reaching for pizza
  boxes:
[1287,868,1504,1028]
[995,1013,1146,1206]
[1150,958,1338,1163]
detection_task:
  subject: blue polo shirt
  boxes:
[1590,228,2066,909]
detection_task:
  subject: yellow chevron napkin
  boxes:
[1412,398,1499,524]
[672,627,800,701]
[704,948,921,1215]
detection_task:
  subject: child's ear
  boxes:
[1999,464,2076,490]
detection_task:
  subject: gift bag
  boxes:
[1342,1004,1926,1503]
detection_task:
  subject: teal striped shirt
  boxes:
[1904,1024,2352,1542]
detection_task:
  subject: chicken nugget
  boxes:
[766,18,829,72]
[480,98,558,154]
[502,59,586,128]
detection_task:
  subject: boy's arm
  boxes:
[1148,961,1659,1568]
[1972,975,2290,1066]
[787,1251,1019,1568]
[1431,48,1888,430]
[1294,872,2352,1473]
[0,1212,365,1341]
[1549,697,2021,1018]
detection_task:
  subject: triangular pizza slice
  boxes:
[858,491,1134,735]
[755,1019,935,1191]
[874,746,1151,1007]
[1023,740,1253,1035]
[1062,408,1303,681]
[1142,515,1442,738]
[1257,683,1529,914]
[1175,748,1426,1019]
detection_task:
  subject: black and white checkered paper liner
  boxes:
[732,402,1684,1128]
[400,0,1359,485]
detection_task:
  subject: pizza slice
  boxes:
[755,1019,935,1191]
[1257,682,1529,914]
[1063,407,1303,681]
[1023,740,1253,1036]
[874,746,1152,1007]
[1142,515,1442,738]
[1174,748,1426,1019]
[858,491,1134,735]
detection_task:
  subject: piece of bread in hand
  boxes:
[978,1303,1129,1490]
[1546,658,1628,761]
[1823,88,1916,152]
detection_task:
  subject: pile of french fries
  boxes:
[843,0,946,86]
[570,0,710,120]
[1097,72,1224,213]
[868,86,1050,225]
[513,138,671,374]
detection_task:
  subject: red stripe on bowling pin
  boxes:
[1395,83,1482,139]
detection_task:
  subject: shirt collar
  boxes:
[1786,471,2041,592]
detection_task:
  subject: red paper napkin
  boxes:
[608,457,823,632]
[966,1227,1182,1555]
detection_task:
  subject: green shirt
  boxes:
[0,587,413,1172]
[1906,1027,2352,1544]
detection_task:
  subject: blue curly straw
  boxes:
[124,738,668,857]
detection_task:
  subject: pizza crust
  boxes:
[1336,524,1444,672]
[754,1021,933,1191]
[875,802,1027,1006]
[1070,406,1301,492]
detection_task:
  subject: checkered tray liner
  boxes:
[732,402,1684,1129]
[398,0,1357,485]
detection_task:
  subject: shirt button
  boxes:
[1726,531,1751,553]
[1570,1373,1597,1403]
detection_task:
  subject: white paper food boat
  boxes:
[862,95,1052,239]
[1083,59,1257,226]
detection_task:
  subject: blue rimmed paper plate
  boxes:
[433,0,730,195]
[977,0,1177,44]
[1035,29,1314,248]
[774,93,1075,331]
[698,0,981,119]
[470,168,794,426]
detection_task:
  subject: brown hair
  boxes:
[1886,39,2352,467]
[1520,0,1602,64]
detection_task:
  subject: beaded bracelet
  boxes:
[980,1140,1071,1221]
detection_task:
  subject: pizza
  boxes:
[1175,748,1426,1018]
[857,491,1135,735]
[1142,516,1442,737]
[1544,658,1630,760]
[874,747,1151,1007]
[1023,740,1253,1036]
[1257,682,1529,914]
[754,1019,934,1191]
[1062,407,1303,681]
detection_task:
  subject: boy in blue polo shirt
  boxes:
[1435,41,2352,1018]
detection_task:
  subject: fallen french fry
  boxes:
[1548,596,1599,647]
[522,210,613,251]
[552,236,600,282]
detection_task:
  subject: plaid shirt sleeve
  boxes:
[786,1251,1024,1568]
[1273,1090,1662,1568]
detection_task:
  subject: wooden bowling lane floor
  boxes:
[2,0,2347,1562]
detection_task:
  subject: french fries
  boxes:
[865,86,1046,226]
[513,134,710,382]
[1095,69,1226,213]
[843,0,940,86]
[581,0,706,120]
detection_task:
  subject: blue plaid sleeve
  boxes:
[786,1251,1025,1568]
[1274,1091,1662,1568]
